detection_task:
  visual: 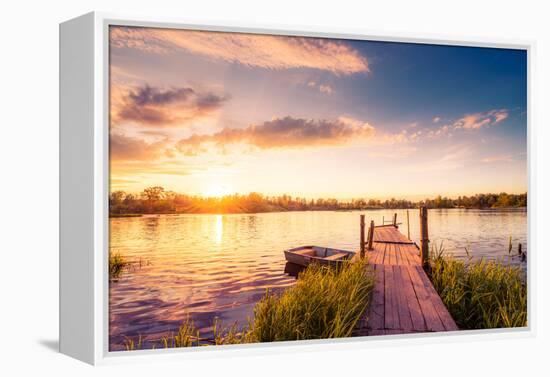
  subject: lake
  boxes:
[109,208,527,350]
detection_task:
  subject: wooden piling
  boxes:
[367,220,375,250]
[420,206,429,268]
[360,215,366,258]
[406,209,410,240]
[393,213,397,227]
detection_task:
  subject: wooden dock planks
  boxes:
[373,225,414,244]
[358,225,458,336]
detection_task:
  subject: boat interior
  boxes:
[292,246,349,261]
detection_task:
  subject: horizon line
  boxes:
[110,188,527,201]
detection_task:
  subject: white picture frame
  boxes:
[59,11,535,365]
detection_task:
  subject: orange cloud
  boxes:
[110,26,369,75]
[176,116,375,154]
[110,133,168,161]
[111,84,228,127]
[452,109,509,130]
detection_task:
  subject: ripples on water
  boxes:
[109,208,527,350]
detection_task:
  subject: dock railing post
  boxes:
[393,213,397,227]
[367,220,375,250]
[407,209,410,240]
[420,206,429,269]
[360,215,366,258]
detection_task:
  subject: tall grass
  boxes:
[250,258,373,342]
[162,317,201,348]
[430,245,527,329]
[120,259,374,349]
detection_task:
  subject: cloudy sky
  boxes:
[109,26,527,199]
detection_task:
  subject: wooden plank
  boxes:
[367,244,379,265]
[415,266,459,331]
[391,244,399,266]
[384,265,400,329]
[401,244,420,265]
[367,265,385,331]
[378,243,386,264]
[397,265,426,332]
[376,243,386,265]
[383,243,390,265]
[377,243,386,265]
[390,244,398,266]
[374,226,414,244]
[400,244,412,265]
[389,227,397,243]
[408,245,419,265]
[392,265,413,332]
[370,244,379,264]
[395,243,403,265]
[407,266,445,332]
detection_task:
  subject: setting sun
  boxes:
[203,184,232,198]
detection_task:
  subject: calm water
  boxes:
[109,208,527,350]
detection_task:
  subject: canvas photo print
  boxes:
[108,25,527,351]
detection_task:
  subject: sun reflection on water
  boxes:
[215,214,223,244]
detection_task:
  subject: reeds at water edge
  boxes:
[109,252,128,280]
[429,243,527,329]
[250,258,373,341]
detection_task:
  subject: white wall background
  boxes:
[0,0,548,375]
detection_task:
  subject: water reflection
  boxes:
[215,215,223,245]
[109,208,527,350]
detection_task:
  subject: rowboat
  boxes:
[284,246,355,267]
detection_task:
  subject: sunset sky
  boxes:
[109,26,527,200]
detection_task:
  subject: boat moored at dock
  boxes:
[284,246,355,267]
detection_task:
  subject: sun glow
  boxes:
[203,184,232,198]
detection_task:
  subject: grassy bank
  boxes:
[429,249,527,329]
[123,259,374,350]
[250,258,373,341]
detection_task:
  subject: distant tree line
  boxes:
[109,187,527,215]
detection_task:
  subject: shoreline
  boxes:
[109,206,527,218]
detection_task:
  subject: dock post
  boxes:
[420,206,429,268]
[393,213,397,227]
[406,209,410,240]
[360,215,366,258]
[367,220,375,250]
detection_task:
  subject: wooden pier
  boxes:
[356,209,458,336]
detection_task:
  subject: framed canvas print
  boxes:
[60,12,533,365]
